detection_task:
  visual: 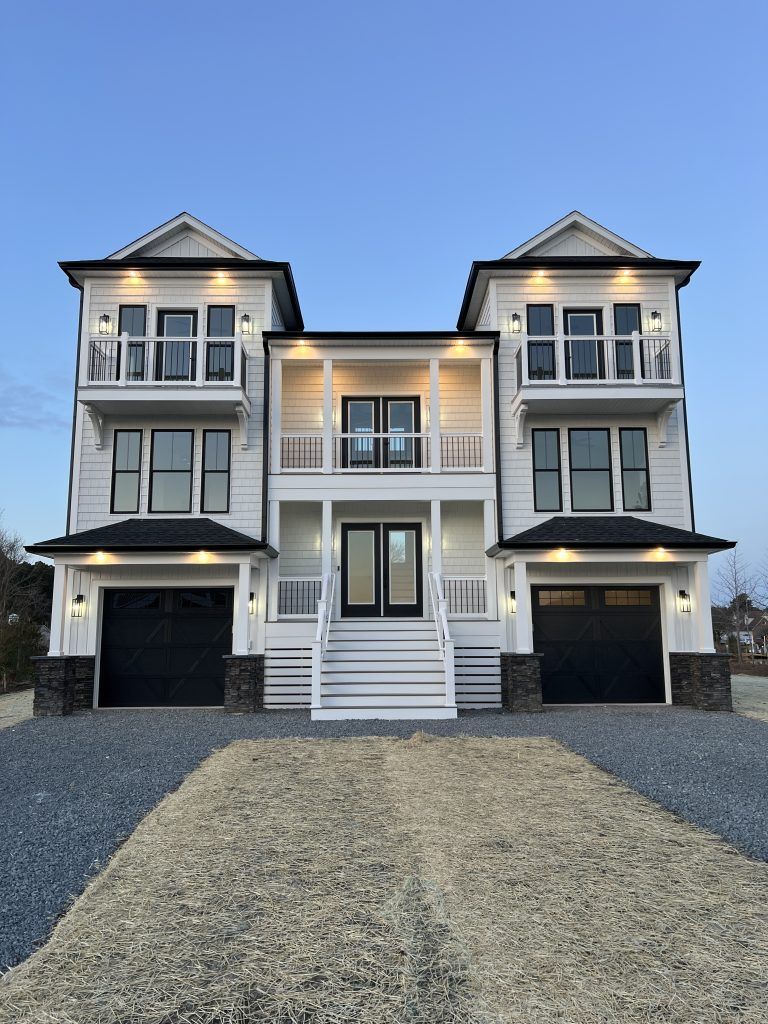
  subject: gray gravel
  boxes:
[2,705,767,970]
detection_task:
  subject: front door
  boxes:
[340,523,423,617]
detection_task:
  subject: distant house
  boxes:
[28,212,735,718]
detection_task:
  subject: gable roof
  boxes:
[503,211,653,259]
[26,518,273,555]
[107,212,261,260]
[493,516,734,553]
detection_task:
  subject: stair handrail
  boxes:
[311,572,335,711]
[428,572,456,709]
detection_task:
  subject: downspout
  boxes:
[261,338,271,545]
[65,284,85,536]
[492,337,503,540]
[675,285,696,531]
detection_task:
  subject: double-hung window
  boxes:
[149,430,194,513]
[532,429,562,511]
[201,431,231,513]
[620,428,651,511]
[111,430,142,513]
[569,429,613,511]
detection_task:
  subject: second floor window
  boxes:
[532,429,562,511]
[207,306,235,337]
[620,428,651,511]
[149,430,193,513]
[118,305,146,337]
[201,431,231,513]
[158,310,197,337]
[569,429,613,511]
[111,430,142,513]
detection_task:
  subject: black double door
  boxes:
[99,588,233,707]
[532,586,665,703]
[341,396,421,469]
[340,523,423,617]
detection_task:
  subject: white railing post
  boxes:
[556,333,567,385]
[311,641,322,710]
[632,331,642,384]
[520,332,530,386]
[444,638,456,707]
[670,335,681,384]
[234,331,243,387]
[118,332,128,386]
[195,338,205,387]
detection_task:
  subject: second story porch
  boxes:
[267,332,498,478]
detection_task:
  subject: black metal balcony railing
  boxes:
[86,337,247,386]
[517,334,677,387]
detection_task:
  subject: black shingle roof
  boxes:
[26,519,270,555]
[497,517,734,551]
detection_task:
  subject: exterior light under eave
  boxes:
[678,590,692,613]
[98,313,111,335]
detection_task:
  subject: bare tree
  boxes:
[714,546,758,662]
[0,514,50,690]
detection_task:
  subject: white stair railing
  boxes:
[428,572,456,709]
[311,572,335,711]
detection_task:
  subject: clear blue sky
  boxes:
[1,1,765,581]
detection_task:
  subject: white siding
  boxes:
[476,285,492,327]
[441,501,485,575]
[279,502,322,577]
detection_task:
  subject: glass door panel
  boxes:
[341,524,381,616]
[383,523,423,617]
[565,310,603,380]
[343,399,378,469]
[340,522,423,617]
[384,399,416,469]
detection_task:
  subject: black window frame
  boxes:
[201,430,232,514]
[117,305,147,337]
[619,427,651,512]
[148,429,194,514]
[206,305,236,338]
[568,428,614,512]
[157,309,199,337]
[613,303,641,336]
[532,428,563,512]
[526,304,555,336]
[110,429,142,514]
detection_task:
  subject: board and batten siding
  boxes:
[492,272,691,537]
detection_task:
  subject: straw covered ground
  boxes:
[1,735,766,1023]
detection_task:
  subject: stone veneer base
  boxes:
[223,655,265,712]
[500,653,544,712]
[32,655,95,716]
[669,652,732,712]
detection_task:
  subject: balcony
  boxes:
[79,334,251,447]
[511,332,684,442]
[279,431,485,472]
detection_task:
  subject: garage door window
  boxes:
[569,429,613,511]
[605,589,652,606]
[537,589,586,606]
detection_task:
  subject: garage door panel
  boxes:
[534,586,665,704]
[99,588,232,707]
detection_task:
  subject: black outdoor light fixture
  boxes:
[650,310,662,332]
[510,312,522,333]
[509,590,517,613]
[98,314,111,335]
[249,591,256,615]
[678,590,692,613]
[240,313,251,334]
[71,594,85,618]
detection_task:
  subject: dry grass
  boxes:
[1,736,767,1023]
[732,674,768,723]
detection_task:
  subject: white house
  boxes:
[28,211,734,719]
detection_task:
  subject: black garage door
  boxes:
[533,586,665,704]
[99,588,233,707]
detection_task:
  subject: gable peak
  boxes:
[503,211,653,260]
[106,212,261,261]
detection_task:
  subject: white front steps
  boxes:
[312,619,457,721]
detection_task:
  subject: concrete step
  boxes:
[321,682,445,696]
[312,706,458,720]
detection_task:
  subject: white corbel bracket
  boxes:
[656,401,678,448]
[236,403,249,450]
[513,402,528,449]
[83,403,104,449]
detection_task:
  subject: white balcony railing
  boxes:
[278,432,485,472]
[86,334,247,388]
[515,333,679,389]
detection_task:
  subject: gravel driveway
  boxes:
[2,704,767,971]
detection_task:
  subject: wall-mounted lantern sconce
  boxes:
[678,590,692,613]
[650,310,662,332]
[509,590,517,614]
[248,591,256,615]
[71,594,85,618]
[240,313,251,335]
[98,314,111,335]
[510,313,522,334]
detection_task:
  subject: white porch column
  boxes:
[429,357,441,473]
[270,357,282,474]
[483,499,498,619]
[692,558,716,653]
[253,565,268,655]
[513,559,533,653]
[430,499,442,576]
[234,560,251,655]
[321,500,333,578]
[48,562,68,656]
[322,359,333,473]
[480,356,494,471]
[267,500,280,620]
